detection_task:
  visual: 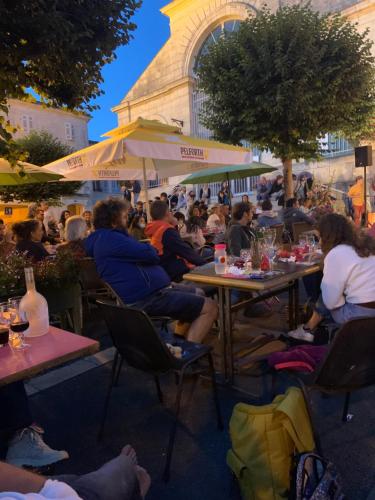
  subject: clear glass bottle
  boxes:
[20,267,49,337]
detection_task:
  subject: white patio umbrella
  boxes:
[42,118,252,213]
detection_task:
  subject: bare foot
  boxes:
[135,465,151,499]
[121,445,137,466]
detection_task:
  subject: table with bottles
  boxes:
[183,238,322,383]
[0,266,99,386]
[0,325,99,387]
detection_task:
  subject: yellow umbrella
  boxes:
[42,118,252,213]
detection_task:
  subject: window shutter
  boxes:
[65,123,74,140]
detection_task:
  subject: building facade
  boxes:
[113,0,375,199]
[7,98,90,151]
[5,99,122,211]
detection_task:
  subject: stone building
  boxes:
[5,99,121,212]
[113,0,375,199]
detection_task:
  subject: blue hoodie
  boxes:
[85,228,170,304]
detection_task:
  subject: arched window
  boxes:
[193,20,241,74]
[192,19,257,196]
[192,19,242,140]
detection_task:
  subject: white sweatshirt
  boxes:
[0,480,81,500]
[321,244,375,310]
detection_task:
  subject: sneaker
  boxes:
[287,325,314,343]
[6,425,69,467]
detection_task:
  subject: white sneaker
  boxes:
[6,425,69,467]
[287,325,314,343]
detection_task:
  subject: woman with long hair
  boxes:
[128,215,147,241]
[12,219,49,262]
[180,216,206,248]
[58,210,71,240]
[288,213,375,342]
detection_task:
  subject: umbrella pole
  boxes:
[227,172,232,208]
[142,158,150,220]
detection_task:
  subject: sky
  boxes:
[88,1,170,142]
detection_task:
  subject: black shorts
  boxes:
[133,286,205,324]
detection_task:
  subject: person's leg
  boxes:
[0,461,46,494]
[171,282,205,297]
[1,383,68,467]
[331,302,375,324]
[67,445,150,500]
[186,298,218,343]
[353,205,363,226]
[288,295,330,342]
[0,382,32,438]
[142,288,217,343]
[304,310,324,330]
[302,271,323,303]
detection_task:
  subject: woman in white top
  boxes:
[206,205,226,233]
[288,213,375,342]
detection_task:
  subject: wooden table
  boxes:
[0,326,99,387]
[184,261,321,383]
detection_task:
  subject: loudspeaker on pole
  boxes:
[355,145,373,168]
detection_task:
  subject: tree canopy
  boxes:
[196,4,375,198]
[0,131,82,203]
[0,0,141,163]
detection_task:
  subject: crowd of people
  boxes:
[1,171,375,498]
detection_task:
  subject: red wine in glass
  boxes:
[10,321,30,333]
[0,327,9,347]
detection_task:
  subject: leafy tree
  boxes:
[196,4,375,199]
[0,0,141,164]
[0,131,82,203]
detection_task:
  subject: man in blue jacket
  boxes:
[85,199,217,343]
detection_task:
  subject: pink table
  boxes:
[0,326,99,387]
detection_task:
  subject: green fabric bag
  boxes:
[227,387,315,500]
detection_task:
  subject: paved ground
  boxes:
[25,306,375,499]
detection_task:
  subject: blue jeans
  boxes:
[315,295,375,325]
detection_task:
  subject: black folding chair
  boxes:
[96,300,223,481]
[284,317,375,425]
[77,258,109,313]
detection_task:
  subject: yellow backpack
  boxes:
[227,387,315,500]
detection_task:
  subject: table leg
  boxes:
[217,287,227,380]
[293,279,300,327]
[224,288,234,384]
[288,282,294,330]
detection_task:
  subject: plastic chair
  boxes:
[96,300,223,481]
[287,317,375,424]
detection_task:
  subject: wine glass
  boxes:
[264,228,276,247]
[298,235,308,249]
[0,303,10,348]
[307,234,316,251]
[7,298,30,350]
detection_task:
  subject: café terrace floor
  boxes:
[24,303,375,500]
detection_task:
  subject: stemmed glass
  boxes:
[265,244,277,270]
[7,298,30,350]
[298,235,308,248]
[307,234,316,252]
[264,228,276,247]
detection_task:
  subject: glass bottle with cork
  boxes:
[20,267,49,337]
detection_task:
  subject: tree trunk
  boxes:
[282,158,293,203]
